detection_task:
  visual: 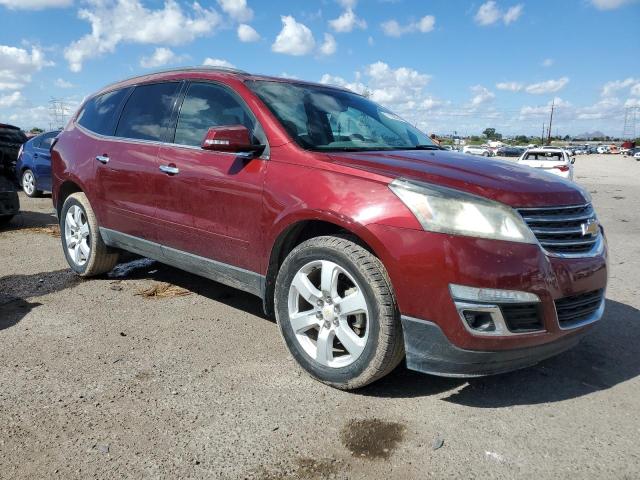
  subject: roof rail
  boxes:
[99,65,250,92]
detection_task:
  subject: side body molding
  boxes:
[100,228,265,298]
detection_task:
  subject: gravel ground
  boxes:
[1,154,639,479]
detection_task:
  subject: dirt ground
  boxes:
[1,154,639,479]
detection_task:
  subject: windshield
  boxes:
[247,80,436,152]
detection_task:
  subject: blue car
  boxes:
[15,130,60,197]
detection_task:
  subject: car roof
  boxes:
[96,66,353,97]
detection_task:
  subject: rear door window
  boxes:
[77,88,130,136]
[115,82,180,142]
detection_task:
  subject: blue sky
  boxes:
[1,0,639,136]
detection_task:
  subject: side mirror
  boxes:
[201,125,264,155]
[570,157,576,164]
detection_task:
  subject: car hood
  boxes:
[327,149,587,207]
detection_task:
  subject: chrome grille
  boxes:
[517,204,600,255]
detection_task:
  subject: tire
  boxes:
[274,235,404,390]
[482,152,489,157]
[0,215,13,227]
[60,192,119,276]
[22,169,41,197]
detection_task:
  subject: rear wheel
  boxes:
[275,235,404,390]
[22,169,41,197]
[0,215,13,227]
[60,192,119,276]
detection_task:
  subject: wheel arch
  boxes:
[262,216,385,318]
[55,180,84,217]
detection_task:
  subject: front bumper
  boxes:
[401,315,593,377]
[366,223,608,363]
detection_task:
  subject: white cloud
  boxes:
[520,97,572,119]
[216,0,252,22]
[336,0,357,7]
[7,105,51,129]
[381,15,435,36]
[329,8,366,32]
[470,85,495,106]
[64,0,222,72]
[318,33,337,56]
[203,57,235,68]
[591,0,636,9]
[631,84,640,96]
[54,78,74,88]
[525,77,569,94]
[237,23,260,42]
[0,45,52,91]
[475,1,523,26]
[140,47,180,68]
[0,0,71,9]
[475,1,501,25]
[503,4,523,24]
[0,91,23,108]
[272,15,315,56]
[541,58,554,67]
[321,61,431,107]
[601,77,638,97]
[496,81,523,91]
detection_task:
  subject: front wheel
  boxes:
[274,235,404,390]
[22,169,41,197]
[60,192,119,276]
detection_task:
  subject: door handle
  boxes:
[159,165,179,175]
[95,155,109,164]
[33,153,39,158]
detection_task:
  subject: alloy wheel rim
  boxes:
[23,172,34,195]
[64,205,91,266]
[287,260,369,368]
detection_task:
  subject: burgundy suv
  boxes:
[51,67,607,389]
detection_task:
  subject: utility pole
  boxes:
[541,122,545,146]
[547,99,555,146]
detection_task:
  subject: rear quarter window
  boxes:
[77,88,130,136]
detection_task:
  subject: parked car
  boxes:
[0,123,25,225]
[15,130,60,197]
[462,145,494,156]
[634,151,640,160]
[517,148,575,180]
[0,123,27,180]
[626,147,640,157]
[596,146,609,154]
[51,67,608,389]
[495,146,524,157]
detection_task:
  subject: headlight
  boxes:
[389,178,537,243]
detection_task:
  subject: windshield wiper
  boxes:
[409,144,444,150]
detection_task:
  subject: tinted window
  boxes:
[77,88,129,135]
[34,131,58,149]
[174,82,263,147]
[116,82,180,141]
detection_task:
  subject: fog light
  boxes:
[462,310,496,332]
[450,284,540,303]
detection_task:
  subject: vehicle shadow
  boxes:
[0,209,58,232]
[107,257,267,320]
[0,269,80,330]
[361,299,640,406]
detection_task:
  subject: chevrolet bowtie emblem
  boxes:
[581,219,599,236]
